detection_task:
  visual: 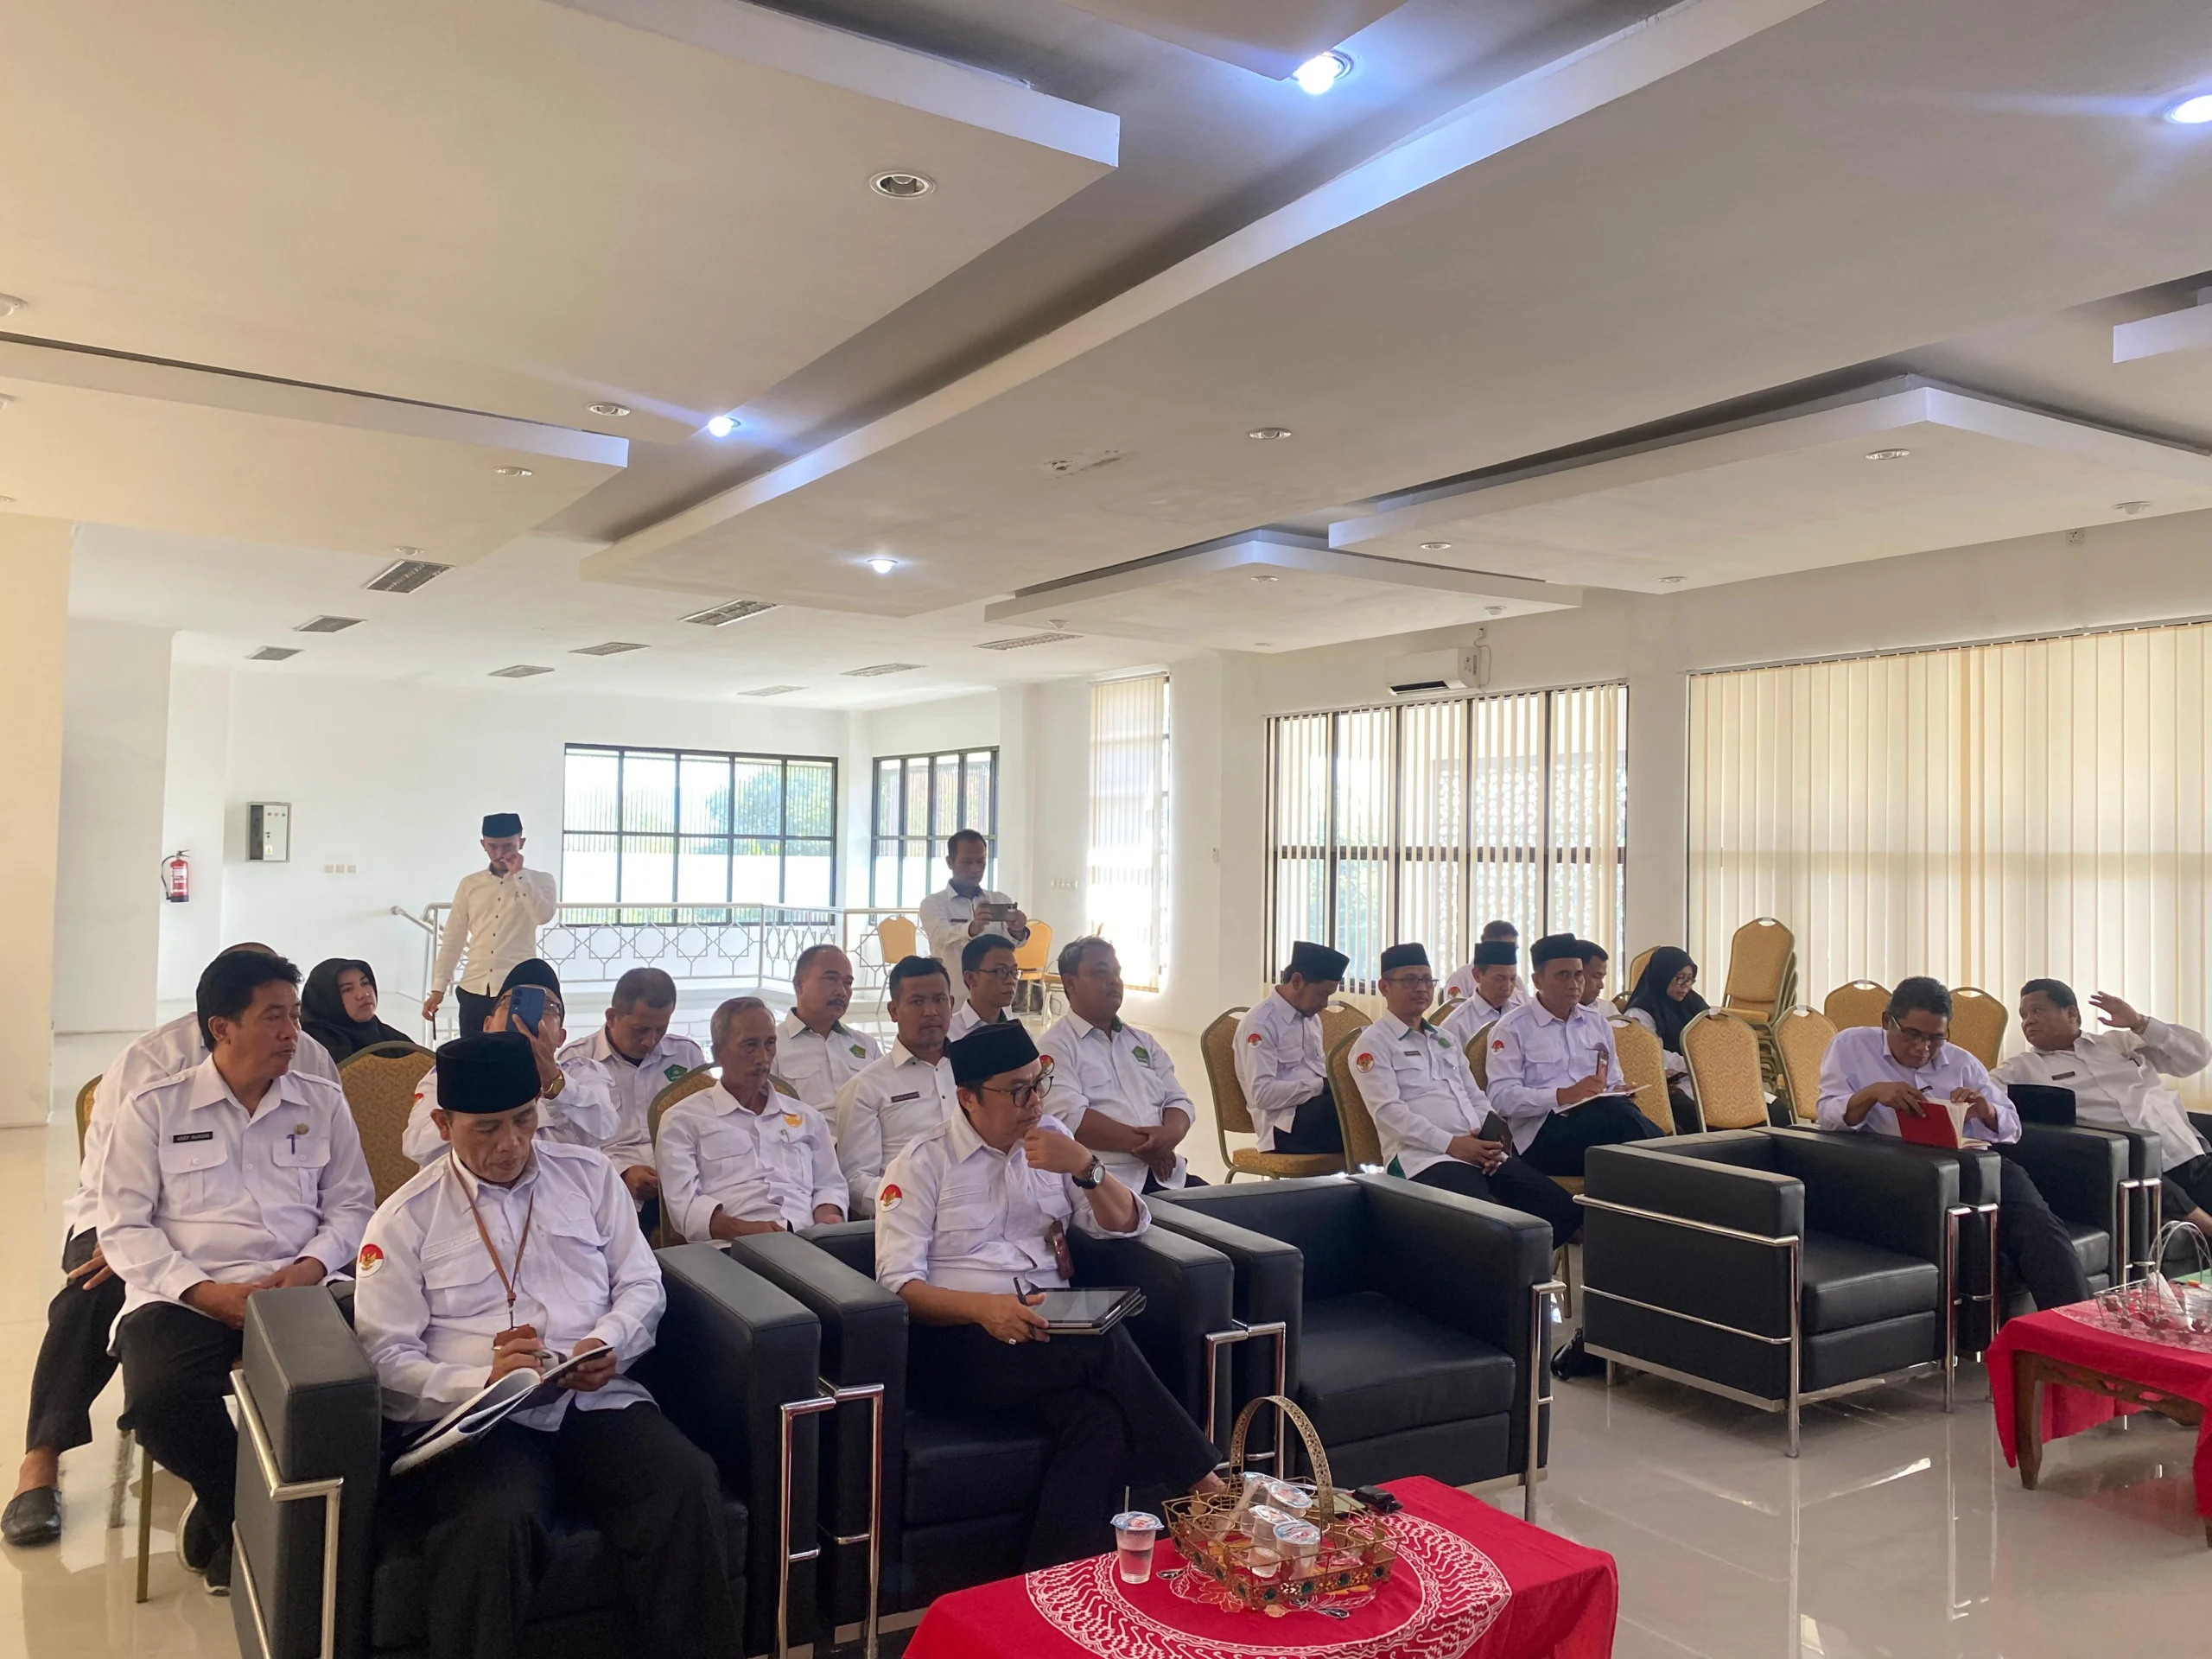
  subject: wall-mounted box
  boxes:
[247,802,290,862]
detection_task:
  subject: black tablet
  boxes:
[1017,1285,1147,1335]
[2009,1084,2076,1127]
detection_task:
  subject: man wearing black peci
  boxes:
[1485,933,1666,1178]
[1231,941,1348,1156]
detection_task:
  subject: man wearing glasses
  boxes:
[948,934,1020,1039]
[874,1021,1221,1568]
[1815,976,2089,1310]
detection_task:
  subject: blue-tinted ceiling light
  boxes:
[1293,51,1351,96]
[705,414,738,438]
[2164,93,2212,124]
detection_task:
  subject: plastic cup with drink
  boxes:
[1112,1510,1161,1584]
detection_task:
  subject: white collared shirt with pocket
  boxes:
[657,1081,847,1241]
[1484,1000,1629,1152]
[830,1042,959,1217]
[558,1027,705,1175]
[918,885,1023,1008]
[775,1014,880,1110]
[402,1052,620,1166]
[1348,1012,1492,1179]
[1231,992,1326,1150]
[1815,1025,2021,1144]
[1038,1012,1193,1190]
[1993,1019,2212,1172]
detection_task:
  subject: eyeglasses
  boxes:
[976,964,1022,982]
[982,1071,1053,1109]
[1888,1020,1945,1050]
[1383,974,1437,992]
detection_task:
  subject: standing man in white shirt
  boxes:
[404,961,617,1166]
[948,934,1020,1040]
[873,1020,1221,1568]
[1040,936,1200,1192]
[658,998,847,1242]
[1995,978,2212,1237]
[918,830,1029,1010]
[1445,922,1523,1006]
[1440,941,1528,1052]
[1349,944,1580,1246]
[558,966,702,1225]
[99,950,375,1594]
[5,943,343,1548]
[1486,934,1664,1177]
[777,944,879,1109]
[422,812,559,1035]
[1818,977,2091,1311]
[353,1033,739,1659]
[1233,942,1348,1156]
[831,957,957,1217]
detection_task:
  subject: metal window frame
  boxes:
[231,1368,345,1659]
[868,747,1001,908]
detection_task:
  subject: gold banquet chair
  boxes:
[1318,1000,1372,1057]
[1822,981,1890,1031]
[1681,1009,1770,1130]
[1719,917,1796,1092]
[339,1043,438,1205]
[1948,987,2009,1069]
[1325,1031,1387,1173]
[1772,1006,1837,1124]
[1607,1017,1676,1135]
[647,1065,721,1244]
[1619,948,1656,1014]
[1201,1009,1344,1181]
[875,914,919,966]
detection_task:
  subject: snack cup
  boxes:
[1112,1510,1161,1583]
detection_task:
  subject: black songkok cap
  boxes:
[1474,941,1519,968]
[948,1020,1041,1087]
[1378,944,1430,974]
[1530,932,1586,967]
[435,1033,541,1114]
[499,957,562,999]
[481,812,523,838]
[1287,941,1350,982]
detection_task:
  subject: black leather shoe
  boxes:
[203,1540,232,1597]
[1550,1330,1606,1382]
[1,1488,60,1548]
[178,1494,219,1573]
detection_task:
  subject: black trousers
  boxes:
[1412,1158,1581,1249]
[24,1228,125,1456]
[397,1402,737,1659]
[454,987,496,1036]
[2161,1154,2212,1222]
[1521,1096,1665,1178]
[1991,1148,2094,1311]
[116,1303,245,1529]
[1666,1085,1703,1135]
[909,1323,1220,1569]
[1141,1171,1211,1195]
[1269,1090,1344,1156]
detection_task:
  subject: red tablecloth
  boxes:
[902,1475,1617,1659]
[1986,1307,2212,1516]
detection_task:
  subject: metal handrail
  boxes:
[232,1368,346,1659]
[778,1378,885,1659]
[1203,1319,1289,1471]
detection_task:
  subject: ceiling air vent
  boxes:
[295,614,363,633]
[977,632,1079,651]
[489,664,555,679]
[738,684,804,697]
[364,556,451,593]
[680,599,778,627]
[247,646,301,662]
[571,640,647,656]
[842,662,922,678]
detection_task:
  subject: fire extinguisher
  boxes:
[162,851,191,904]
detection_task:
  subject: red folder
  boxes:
[1893,1098,1974,1148]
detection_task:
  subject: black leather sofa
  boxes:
[229,1244,824,1659]
[1986,1124,2125,1325]
[1580,1129,1987,1455]
[722,1217,1239,1623]
[1151,1173,1560,1515]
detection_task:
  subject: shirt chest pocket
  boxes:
[422,1237,504,1320]
[935,1177,1002,1251]
[159,1135,234,1209]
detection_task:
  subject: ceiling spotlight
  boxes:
[0,295,22,318]
[1250,573,1280,582]
[1484,605,1504,616]
[1247,426,1293,442]
[1864,448,1910,462]
[2164,93,2212,124]
[0,496,16,506]
[1419,541,1453,551]
[1660,575,1686,585]
[866,556,899,575]
[870,171,935,199]
[705,414,739,438]
[588,402,632,418]
[2116,499,2150,515]
[1293,51,1351,95]
[494,465,534,478]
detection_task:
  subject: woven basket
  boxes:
[1162,1395,1396,1614]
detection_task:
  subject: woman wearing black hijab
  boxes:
[301,957,413,1061]
[1624,947,1708,1134]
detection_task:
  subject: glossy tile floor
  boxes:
[4,1029,2207,1658]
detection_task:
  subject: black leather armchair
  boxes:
[725,1217,1237,1618]
[1992,1125,2125,1319]
[1152,1173,1560,1514]
[229,1245,825,1659]
[1581,1129,1983,1456]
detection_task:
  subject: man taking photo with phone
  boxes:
[423,812,558,1034]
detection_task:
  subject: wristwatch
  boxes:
[1071,1154,1105,1190]
[540,1069,567,1099]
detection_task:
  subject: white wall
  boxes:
[54,620,173,1033]
[4,517,71,1126]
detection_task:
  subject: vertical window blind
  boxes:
[1689,621,2212,1088]
[1089,673,1172,990]
[1265,683,1627,988]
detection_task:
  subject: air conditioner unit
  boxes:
[1387,645,1489,697]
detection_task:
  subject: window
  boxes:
[1089,673,1171,991]
[871,748,998,908]
[1265,683,1627,988]
[1688,623,2212,1095]
[562,745,837,915]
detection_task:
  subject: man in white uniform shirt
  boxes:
[354,1033,738,1659]
[422,811,559,1034]
[874,1020,1220,1568]
[1350,944,1580,1247]
[918,829,1029,1009]
[5,943,342,1548]
[777,944,879,1109]
[1041,937,1201,1193]
[1486,934,1664,1176]
[831,957,958,1217]
[658,998,846,1242]
[1439,941,1528,1052]
[99,951,375,1593]
[1232,941,1348,1155]
[1818,976,2090,1311]
[948,933,1020,1039]
[1996,978,2212,1235]
[558,966,701,1224]
[1444,922,1524,1007]
[405,960,617,1166]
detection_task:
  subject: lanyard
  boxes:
[449,1153,535,1329]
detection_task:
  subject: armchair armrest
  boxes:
[1765,1131,1962,1264]
[2010,1125,2126,1239]
[645,1243,823,1659]
[1582,1141,1801,1344]
[232,1285,380,1659]
[1068,1225,1233,1426]
[1147,1197,1305,1464]
[1586,1137,1802,1239]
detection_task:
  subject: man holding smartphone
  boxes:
[403,961,616,1166]
[918,829,1028,1011]
[423,812,558,1035]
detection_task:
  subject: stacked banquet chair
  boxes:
[1681,1009,1775,1130]
[1717,918,1796,1096]
[229,1247,833,1659]
[1770,1005,1836,1124]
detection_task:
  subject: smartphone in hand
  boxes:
[507,985,548,1034]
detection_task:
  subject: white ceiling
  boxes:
[1054,0,1414,77]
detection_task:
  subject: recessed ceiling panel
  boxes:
[1056,0,1411,77]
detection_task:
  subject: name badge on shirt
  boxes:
[782,1113,803,1128]
[2052,1071,2077,1081]
[1131,1046,1152,1065]
[664,1064,689,1082]
[890,1091,921,1103]
[172,1130,214,1143]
